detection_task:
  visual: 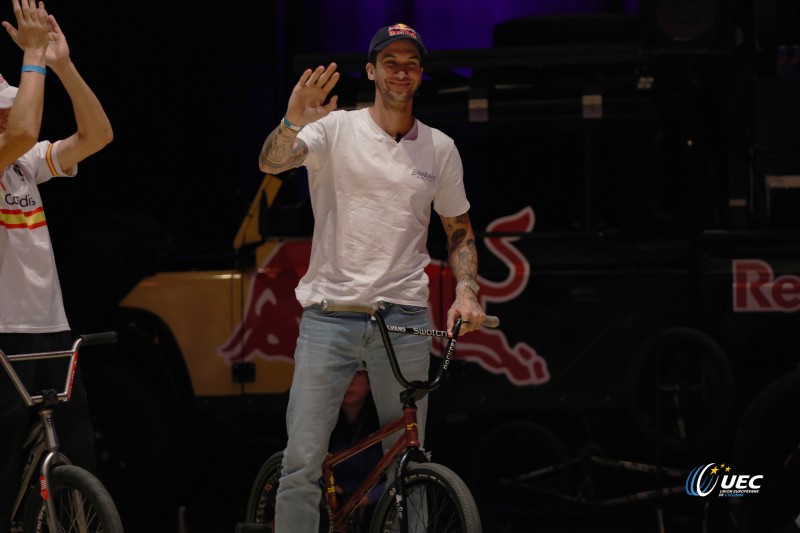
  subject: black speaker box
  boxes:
[492,13,641,47]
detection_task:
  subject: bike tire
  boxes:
[627,326,735,454]
[244,450,334,533]
[469,420,574,533]
[370,462,482,533]
[728,370,800,533]
[22,464,123,533]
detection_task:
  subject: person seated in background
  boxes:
[328,370,385,532]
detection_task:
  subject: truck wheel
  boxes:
[85,338,188,531]
[728,371,800,533]
[627,327,735,454]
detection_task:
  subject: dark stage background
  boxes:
[1,0,645,257]
[5,2,800,532]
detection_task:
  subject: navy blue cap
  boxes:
[368,23,427,59]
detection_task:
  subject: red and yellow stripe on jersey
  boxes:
[0,205,47,230]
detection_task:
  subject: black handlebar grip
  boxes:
[78,331,119,347]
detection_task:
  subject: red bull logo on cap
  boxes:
[218,206,550,387]
[388,23,419,39]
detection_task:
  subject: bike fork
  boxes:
[38,404,81,533]
[40,452,63,533]
[394,449,414,533]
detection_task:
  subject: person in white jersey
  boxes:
[0,0,113,527]
[258,22,486,531]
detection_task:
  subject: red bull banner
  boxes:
[219,206,550,386]
[733,259,800,313]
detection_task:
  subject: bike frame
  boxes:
[317,300,473,533]
[323,403,427,532]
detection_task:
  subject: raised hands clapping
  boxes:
[2,0,49,58]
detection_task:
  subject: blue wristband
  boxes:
[21,65,46,75]
[282,116,303,132]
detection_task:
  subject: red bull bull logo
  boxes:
[218,242,310,364]
[219,206,550,386]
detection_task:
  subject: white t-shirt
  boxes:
[295,108,469,308]
[0,140,75,333]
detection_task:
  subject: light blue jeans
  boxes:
[274,302,431,532]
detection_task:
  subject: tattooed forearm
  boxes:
[259,125,308,174]
[441,213,478,282]
[453,244,477,280]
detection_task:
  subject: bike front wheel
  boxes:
[22,464,123,533]
[371,462,481,533]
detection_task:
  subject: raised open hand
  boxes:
[43,13,68,67]
[284,62,340,128]
[2,0,49,55]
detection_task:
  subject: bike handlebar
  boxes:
[319,299,499,402]
[320,299,500,329]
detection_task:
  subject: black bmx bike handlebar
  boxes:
[320,299,499,402]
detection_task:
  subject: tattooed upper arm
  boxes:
[441,213,473,254]
[259,126,309,174]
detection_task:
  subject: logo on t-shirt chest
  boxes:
[2,165,37,209]
[411,168,436,183]
[4,193,37,208]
